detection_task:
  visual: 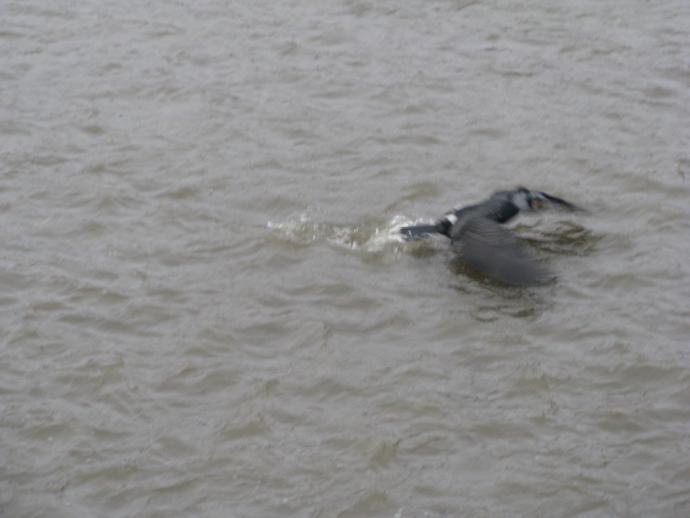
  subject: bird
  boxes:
[400,187,583,286]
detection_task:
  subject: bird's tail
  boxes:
[399,223,444,240]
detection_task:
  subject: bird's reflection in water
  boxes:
[449,257,550,322]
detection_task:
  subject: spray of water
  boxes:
[267,213,436,256]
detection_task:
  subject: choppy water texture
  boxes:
[2,1,690,517]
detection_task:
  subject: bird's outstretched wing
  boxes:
[452,217,553,286]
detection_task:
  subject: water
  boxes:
[2,0,689,516]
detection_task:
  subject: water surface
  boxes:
[2,0,690,516]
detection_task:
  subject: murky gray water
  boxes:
[2,0,690,516]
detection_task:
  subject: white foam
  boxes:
[268,214,435,255]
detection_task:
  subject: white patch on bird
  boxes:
[444,213,458,225]
[512,191,531,210]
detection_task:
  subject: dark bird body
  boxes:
[400,187,582,286]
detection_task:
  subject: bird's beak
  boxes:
[537,192,583,211]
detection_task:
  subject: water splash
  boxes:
[267,213,436,256]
